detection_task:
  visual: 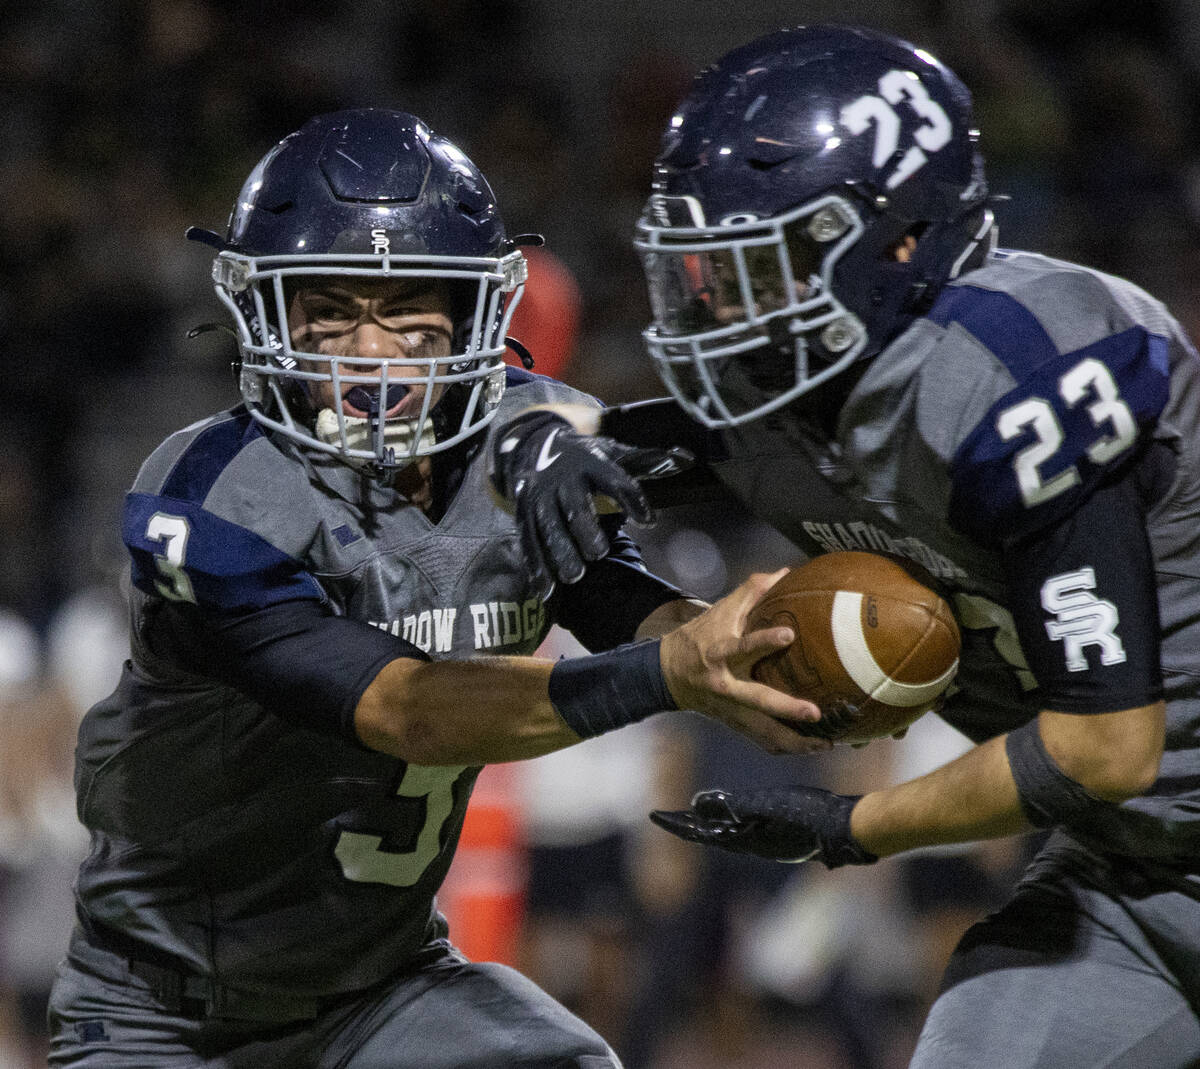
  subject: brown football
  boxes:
[748,551,960,745]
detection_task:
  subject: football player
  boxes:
[490,26,1200,1067]
[45,109,826,1068]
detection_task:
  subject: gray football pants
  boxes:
[911,834,1200,1068]
[48,935,621,1068]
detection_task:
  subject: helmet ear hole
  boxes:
[887,227,925,264]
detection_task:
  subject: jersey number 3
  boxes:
[334,764,468,887]
[146,513,197,603]
[996,357,1137,507]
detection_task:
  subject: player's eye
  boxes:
[376,305,432,326]
[743,246,790,310]
[305,299,357,326]
[394,327,453,358]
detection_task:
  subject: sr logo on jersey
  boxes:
[1041,567,1126,672]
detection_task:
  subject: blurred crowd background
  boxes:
[3,0,1200,1066]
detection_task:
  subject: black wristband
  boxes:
[1006,718,1111,830]
[548,639,677,739]
[818,792,878,868]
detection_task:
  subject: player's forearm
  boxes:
[849,700,1165,858]
[849,734,1029,857]
[355,575,828,765]
[357,597,709,764]
[355,655,583,765]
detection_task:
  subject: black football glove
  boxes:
[491,410,692,589]
[649,786,878,868]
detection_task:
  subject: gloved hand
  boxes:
[650,786,878,868]
[491,410,692,589]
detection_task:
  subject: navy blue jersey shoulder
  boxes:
[504,365,555,389]
[160,408,264,501]
[933,286,1170,545]
[124,412,324,614]
[927,284,1057,382]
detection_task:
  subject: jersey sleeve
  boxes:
[123,490,326,613]
[998,461,1163,713]
[144,597,425,742]
[948,325,1169,546]
[550,519,688,651]
[598,396,732,509]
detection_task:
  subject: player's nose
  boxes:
[349,319,396,358]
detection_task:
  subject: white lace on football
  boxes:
[829,590,959,707]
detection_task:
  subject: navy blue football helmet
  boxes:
[635,25,995,427]
[193,109,526,470]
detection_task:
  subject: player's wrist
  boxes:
[548,639,677,739]
[1006,719,1113,830]
[818,791,878,867]
[846,791,883,856]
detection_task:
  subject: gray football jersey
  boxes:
[74,372,599,998]
[711,250,1200,861]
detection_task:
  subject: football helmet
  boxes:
[193,109,526,471]
[635,25,995,427]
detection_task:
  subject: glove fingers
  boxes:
[559,488,612,564]
[516,492,550,591]
[516,494,575,591]
[648,808,710,843]
[585,440,655,524]
[615,445,695,482]
[573,462,651,526]
[598,469,653,526]
[535,495,587,585]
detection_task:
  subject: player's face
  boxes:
[705,243,811,325]
[286,278,454,418]
[645,220,824,334]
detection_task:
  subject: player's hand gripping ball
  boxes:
[748,552,960,745]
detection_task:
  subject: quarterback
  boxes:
[46,109,822,1067]
[493,26,1200,1067]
